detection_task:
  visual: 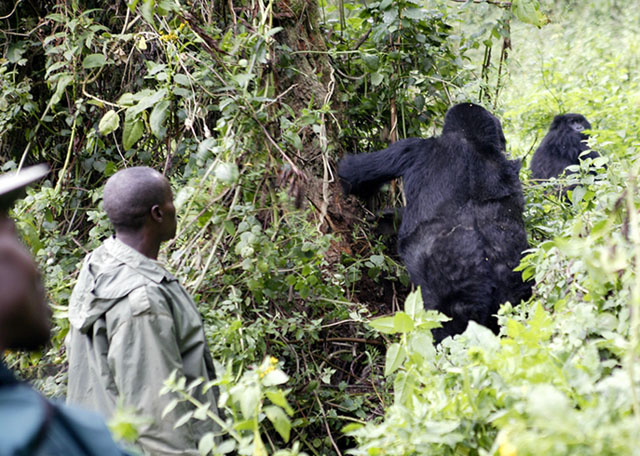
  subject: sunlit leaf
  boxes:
[82,53,107,69]
[385,342,406,376]
[512,0,548,27]
[264,405,291,442]
[98,110,120,135]
[240,385,260,419]
[150,99,169,139]
[369,316,397,334]
[122,114,144,150]
[393,311,414,333]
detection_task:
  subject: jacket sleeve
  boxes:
[106,286,201,456]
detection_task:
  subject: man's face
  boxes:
[159,184,177,242]
[0,226,50,351]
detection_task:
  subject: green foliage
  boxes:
[3,0,638,455]
[160,357,305,455]
[351,5,640,456]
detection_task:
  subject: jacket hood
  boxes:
[68,237,173,333]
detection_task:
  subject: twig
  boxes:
[54,115,78,194]
[314,392,343,456]
[323,337,382,345]
[0,0,22,19]
[449,0,512,7]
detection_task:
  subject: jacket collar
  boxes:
[103,236,175,284]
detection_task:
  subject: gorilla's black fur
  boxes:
[529,113,599,180]
[339,103,532,342]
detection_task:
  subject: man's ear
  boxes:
[150,204,163,223]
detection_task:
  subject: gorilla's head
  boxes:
[442,103,506,154]
[549,113,592,139]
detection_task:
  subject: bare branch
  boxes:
[449,0,512,8]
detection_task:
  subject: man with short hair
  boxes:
[0,165,130,455]
[66,167,221,455]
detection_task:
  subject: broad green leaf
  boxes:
[198,432,215,455]
[342,423,364,434]
[98,110,120,135]
[403,8,424,20]
[122,115,144,150]
[570,185,586,206]
[404,290,422,319]
[369,315,397,334]
[45,61,66,79]
[407,331,435,361]
[262,369,289,386]
[265,390,294,415]
[264,405,291,442]
[82,53,107,69]
[7,42,27,64]
[371,72,384,87]
[150,100,170,139]
[49,73,73,106]
[141,0,155,24]
[174,73,190,86]
[214,163,239,184]
[369,254,384,267]
[385,342,406,376]
[192,402,209,420]
[512,0,548,27]
[216,440,236,455]
[383,9,398,25]
[239,385,260,419]
[393,311,414,333]
[127,0,140,12]
[232,73,253,87]
[362,54,379,71]
[393,370,412,406]
[129,89,167,117]
[118,93,136,106]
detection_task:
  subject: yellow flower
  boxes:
[497,432,517,456]
[269,356,278,365]
[499,441,517,456]
[160,32,178,42]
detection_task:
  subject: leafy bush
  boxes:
[350,5,640,455]
[4,0,639,455]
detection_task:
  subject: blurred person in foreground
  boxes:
[66,167,222,455]
[0,164,130,456]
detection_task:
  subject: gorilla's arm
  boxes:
[338,138,429,197]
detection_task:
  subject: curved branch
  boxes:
[449,0,512,7]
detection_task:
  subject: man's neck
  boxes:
[115,230,160,260]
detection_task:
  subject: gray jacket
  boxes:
[66,237,221,455]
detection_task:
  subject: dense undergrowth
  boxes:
[1,0,639,455]
[350,2,640,455]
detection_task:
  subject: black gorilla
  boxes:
[339,103,532,342]
[529,113,599,180]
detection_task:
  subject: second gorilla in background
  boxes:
[529,113,600,181]
[339,103,532,343]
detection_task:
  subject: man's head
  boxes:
[0,164,50,352]
[103,167,177,242]
[0,236,49,351]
